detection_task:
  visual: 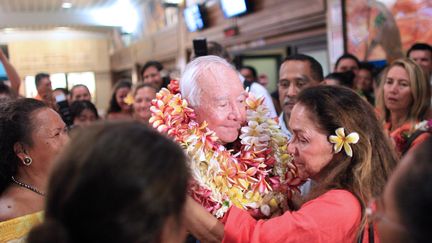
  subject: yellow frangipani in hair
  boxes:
[123,93,134,106]
[329,128,359,157]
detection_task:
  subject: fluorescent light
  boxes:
[91,0,139,34]
[163,0,183,4]
[55,27,70,31]
[62,2,72,8]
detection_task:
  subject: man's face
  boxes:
[37,77,52,96]
[355,69,373,91]
[143,66,163,89]
[193,64,247,144]
[71,86,91,102]
[408,50,432,77]
[278,60,320,118]
[335,58,359,74]
[240,68,255,82]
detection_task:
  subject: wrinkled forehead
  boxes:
[198,64,242,90]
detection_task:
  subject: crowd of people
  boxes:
[0,39,431,243]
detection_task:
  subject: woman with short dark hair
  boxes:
[0,98,69,241]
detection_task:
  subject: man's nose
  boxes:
[287,84,297,97]
[229,103,244,121]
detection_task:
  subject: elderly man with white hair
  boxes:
[150,55,298,225]
[180,55,248,144]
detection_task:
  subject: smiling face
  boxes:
[26,108,69,173]
[71,86,91,102]
[133,86,156,123]
[193,64,247,144]
[383,66,413,115]
[278,60,320,118]
[287,103,333,180]
[143,66,163,89]
[115,87,132,112]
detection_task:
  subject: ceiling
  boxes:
[0,0,149,30]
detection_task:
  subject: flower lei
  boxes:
[394,119,432,155]
[150,80,300,218]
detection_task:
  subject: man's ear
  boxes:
[13,142,27,161]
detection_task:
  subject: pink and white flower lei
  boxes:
[150,80,301,218]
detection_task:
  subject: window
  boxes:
[24,71,96,101]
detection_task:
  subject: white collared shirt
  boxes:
[278,112,292,140]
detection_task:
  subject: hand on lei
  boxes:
[150,80,301,218]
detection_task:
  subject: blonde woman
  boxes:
[376,58,431,156]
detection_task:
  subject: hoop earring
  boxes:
[23,157,32,166]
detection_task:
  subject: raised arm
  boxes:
[184,196,224,243]
[0,48,21,93]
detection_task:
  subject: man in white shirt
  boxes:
[277,54,323,140]
[240,65,277,118]
[277,54,324,195]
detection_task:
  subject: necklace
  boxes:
[150,80,301,218]
[11,176,45,196]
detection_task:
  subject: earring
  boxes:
[23,157,32,166]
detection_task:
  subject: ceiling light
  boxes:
[55,27,70,31]
[163,0,183,4]
[62,2,72,9]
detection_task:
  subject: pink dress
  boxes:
[223,189,376,243]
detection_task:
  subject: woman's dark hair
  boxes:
[107,80,132,114]
[394,137,432,243]
[325,71,355,88]
[0,82,13,99]
[296,85,398,234]
[335,53,360,70]
[28,122,189,243]
[141,61,164,77]
[70,100,99,122]
[0,98,47,194]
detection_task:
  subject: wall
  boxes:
[110,0,326,74]
[1,29,111,109]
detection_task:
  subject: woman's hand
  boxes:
[184,196,224,243]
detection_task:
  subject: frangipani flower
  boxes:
[123,93,134,105]
[329,128,359,157]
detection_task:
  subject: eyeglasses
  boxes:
[366,197,406,232]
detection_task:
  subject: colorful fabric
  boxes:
[0,211,43,243]
[222,190,375,243]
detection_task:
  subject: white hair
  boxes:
[180,55,237,107]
